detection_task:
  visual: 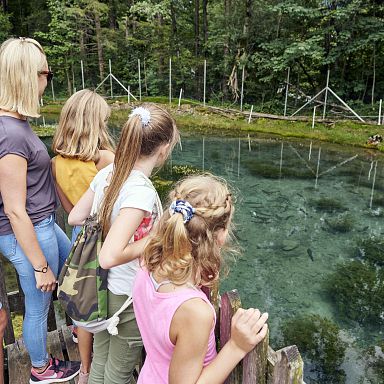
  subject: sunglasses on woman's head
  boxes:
[38,70,54,82]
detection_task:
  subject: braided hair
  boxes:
[143,173,234,287]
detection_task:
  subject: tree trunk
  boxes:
[94,13,105,83]
[194,0,200,98]
[65,67,72,96]
[243,0,252,39]
[202,0,208,51]
[222,0,230,99]
[194,0,200,57]
[109,0,117,29]
[371,45,376,105]
[170,0,177,38]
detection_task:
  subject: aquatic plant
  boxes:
[153,164,202,202]
[357,236,384,267]
[243,159,313,179]
[281,314,346,384]
[158,164,201,181]
[360,342,384,383]
[371,195,384,208]
[309,197,346,212]
[326,260,384,325]
[324,213,354,233]
[152,177,174,203]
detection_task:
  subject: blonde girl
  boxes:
[0,37,80,383]
[52,89,114,241]
[52,89,115,384]
[68,103,179,383]
[132,174,269,384]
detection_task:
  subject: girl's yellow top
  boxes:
[54,155,98,205]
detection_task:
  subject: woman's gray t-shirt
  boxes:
[0,116,58,235]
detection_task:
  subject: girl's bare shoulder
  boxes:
[96,150,115,170]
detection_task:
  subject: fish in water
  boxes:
[307,248,314,262]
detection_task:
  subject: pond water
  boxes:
[3,129,383,383]
[168,136,383,384]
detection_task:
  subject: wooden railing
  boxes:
[206,288,304,384]
[0,256,80,384]
[0,243,304,384]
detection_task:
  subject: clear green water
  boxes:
[169,136,383,384]
[3,132,383,383]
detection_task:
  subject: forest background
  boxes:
[1,0,384,116]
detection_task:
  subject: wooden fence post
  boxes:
[0,257,15,345]
[242,328,269,383]
[268,345,304,384]
[220,290,242,384]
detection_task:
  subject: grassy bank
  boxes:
[39,98,384,152]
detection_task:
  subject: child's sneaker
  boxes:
[70,325,78,344]
[78,368,90,384]
[29,356,81,383]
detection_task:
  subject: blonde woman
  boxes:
[0,37,80,384]
[52,89,115,384]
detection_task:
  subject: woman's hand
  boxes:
[229,308,269,356]
[34,266,57,292]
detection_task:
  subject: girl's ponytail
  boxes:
[161,213,194,283]
[99,103,178,238]
[99,115,143,237]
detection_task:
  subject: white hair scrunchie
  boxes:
[129,107,151,127]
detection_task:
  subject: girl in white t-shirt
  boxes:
[68,103,179,384]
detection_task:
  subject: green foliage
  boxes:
[309,197,346,212]
[3,0,384,111]
[324,213,354,233]
[326,260,384,325]
[153,164,201,202]
[357,236,384,267]
[0,10,11,42]
[281,314,346,383]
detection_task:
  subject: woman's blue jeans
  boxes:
[0,214,70,367]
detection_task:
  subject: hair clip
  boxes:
[130,107,151,127]
[169,200,195,224]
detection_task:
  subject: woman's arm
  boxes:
[51,158,73,214]
[68,187,94,226]
[99,207,146,269]
[0,154,57,291]
[169,300,268,384]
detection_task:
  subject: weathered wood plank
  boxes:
[220,290,242,384]
[242,328,269,384]
[7,339,31,384]
[61,325,80,384]
[268,345,304,384]
[0,258,15,345]
[7,330,79,384]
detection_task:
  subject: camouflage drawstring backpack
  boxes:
[57,214,108,324]
[58,171,163,334]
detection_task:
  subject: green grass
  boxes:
[39,100,384,152]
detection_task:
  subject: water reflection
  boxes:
[169,137,383,384]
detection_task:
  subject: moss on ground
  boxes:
[38,101,384,153]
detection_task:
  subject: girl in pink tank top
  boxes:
[133,174,269,384]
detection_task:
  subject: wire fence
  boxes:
[44,58,384,125]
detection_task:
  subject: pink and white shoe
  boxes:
[29,356,81,384]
